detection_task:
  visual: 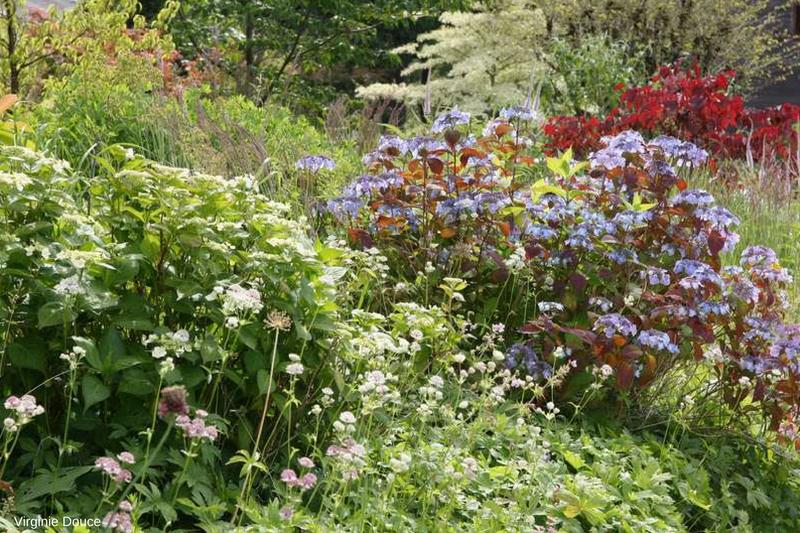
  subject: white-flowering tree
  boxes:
[357,1,549,115]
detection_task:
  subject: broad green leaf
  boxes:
[81,374,111,411]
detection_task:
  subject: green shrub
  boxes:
[0,144,341,523]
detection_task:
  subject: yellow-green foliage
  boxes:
[542,0,796,91]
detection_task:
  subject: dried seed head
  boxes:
[265,310,292,331]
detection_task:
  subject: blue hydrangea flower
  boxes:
[607,248,638,264]
[612,210,652,232]
[637,329,679,353]
[343,172,404,197]
[670,189,716,207]
[744,316,778,343]
[406,136,447,158]
[697,300,732,318]
[695,206,740,229]
[728,279,760,304]
[649,136,708,166]
[740,245,778,268]
[643,267,671,286]
[593,313,637,338]
[378,135,408,155]
[505,343,553,379]
[431,107,470,133]
[500,106,537,121]
[770,327,800,373]
[524,224,557,240]
[323,196,363,219]
[295,155,336,173]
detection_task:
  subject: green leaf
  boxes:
[37,301,75,328]
[563,450,586,470]
[81,375,111,412]
[73,337,102,371]
[531,179,568,202]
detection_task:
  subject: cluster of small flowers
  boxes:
[280,456,317,490]
[3,394,45,432]
[357,369,399,413]
[326,438,367,481]
[59,345,86,370]
[94,452,135,483]
[102,500,133,533]
[535,401,561,421]
[285,353,304,376]
[143,329,191,375]
[175,409,218,441]
[206,282,264,317]
[310,387,336,416]
[53,274,85,296]
[295,155,336,173]
[333,411,357,433]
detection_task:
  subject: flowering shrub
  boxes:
[325,112,800,440]
[0,144,342,524]
[544,63,800,162]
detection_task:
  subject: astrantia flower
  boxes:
[295,155,336,173]
[637,329,679,353]
[157,385,189,418]
[175,411,219,442]
[3,394,44,427]
[593,313,637,339]
[95,456,132,483]
[265,310,292,331]
[286,362,305,376]
[117,451,135,464]
[431,107,470,133]
[103,501,133,533]
[298,457,315,469]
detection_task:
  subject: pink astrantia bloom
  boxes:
[95,456,132,483]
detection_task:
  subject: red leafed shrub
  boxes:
[544,63,800,162]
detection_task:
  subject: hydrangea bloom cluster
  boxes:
[295,155,336,173]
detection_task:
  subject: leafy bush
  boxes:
[544,63,800,162]
[324,110,800,440]
[0,144,341,524]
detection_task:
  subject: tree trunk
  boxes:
[3,0,19,94]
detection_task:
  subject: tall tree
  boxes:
[171,0,470,101]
